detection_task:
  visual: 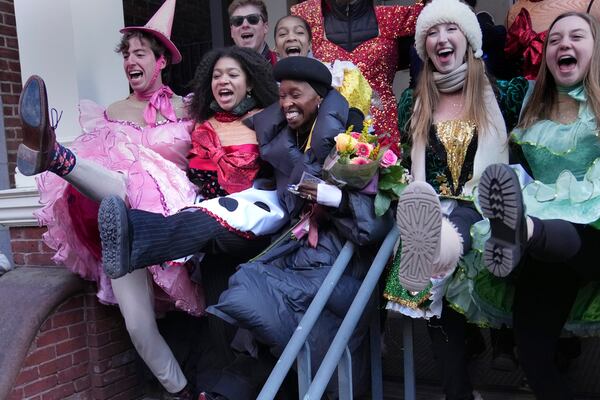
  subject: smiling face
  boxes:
[546,15,594,87]
[275,16,311,58]
[230,4,269,52]
[425,22,468,74]
[211,56,249,111]
[279,80,322,130]
[122,36,165,95]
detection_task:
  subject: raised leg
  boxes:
[395,181,442,292]
[99,196,267,279]
[478,164,527,277]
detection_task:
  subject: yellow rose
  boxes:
[335,133,358,153]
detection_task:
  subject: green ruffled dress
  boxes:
[384,77,529,319]
[457,85,600,335]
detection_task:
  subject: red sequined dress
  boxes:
[292,0,422,151]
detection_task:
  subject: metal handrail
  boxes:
[304,226,399,399]
[257,226,409,400]
[256,241,355,400]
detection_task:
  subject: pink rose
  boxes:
[350,132,361,139]
[355,142,373,158]
[350,156,370,165]
[380,149,398,168]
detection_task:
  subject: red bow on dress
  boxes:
[188,122,259,194]
[505,8,547,80]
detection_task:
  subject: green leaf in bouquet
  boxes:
[375,191,393,217]
[391,182,408,197]
[379,166,404,187]
[338,155,351,165]
[378,177,396,190]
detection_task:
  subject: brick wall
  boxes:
[0,0,21,187]
[10,226,54,266]
[7,285,144,400]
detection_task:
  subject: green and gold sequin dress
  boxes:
[384,77,529,319]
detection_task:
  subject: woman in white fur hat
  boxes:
[383,0,527,398]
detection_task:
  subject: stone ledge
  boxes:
[0,186,41,227]
[0,266,84,400]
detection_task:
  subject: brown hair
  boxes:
[410,47,489,144]
[115,31,171,65]
[228,0,268,22]
[519,12,600,128]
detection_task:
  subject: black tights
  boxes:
[427,204,482,400]
[514,218,600,399]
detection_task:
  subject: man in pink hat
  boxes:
[228,0,277,65]
[16,1,195,399]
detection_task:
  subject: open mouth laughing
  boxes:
[437,48,454,63]
[557,54,577,72]
[285,45,302,56]
[128,70,144,83]
[285,109,301,125]
[217,88,234,103]
[241,32,254,41]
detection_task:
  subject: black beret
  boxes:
[273,56,332,97]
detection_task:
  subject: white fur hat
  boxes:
[414,0,483,61]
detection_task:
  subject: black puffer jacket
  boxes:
[207,89,393,395]
[323,0,378,52]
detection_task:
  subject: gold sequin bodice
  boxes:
[426,120,477,198]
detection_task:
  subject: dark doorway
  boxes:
[122,0,217,95]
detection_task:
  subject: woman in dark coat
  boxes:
[203,56,394,399]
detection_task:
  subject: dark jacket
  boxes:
[323,0,378,52]
[207,89,393,395]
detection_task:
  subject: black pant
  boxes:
[204,343,297,400]
[514,219,600,400]
[428,302,477,400]
[448,203,481,253]
[426,204,482,400]
[128,208,270,269]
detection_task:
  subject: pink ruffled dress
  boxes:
[35,99,204,316]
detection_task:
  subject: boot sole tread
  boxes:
[396,182,442,292]
[479,164,524,277]
[98,196,129,279]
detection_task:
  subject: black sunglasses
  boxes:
[230,13,262,27]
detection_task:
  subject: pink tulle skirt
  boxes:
[35,100,205,316]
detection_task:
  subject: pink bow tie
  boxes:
[142,85,178,125]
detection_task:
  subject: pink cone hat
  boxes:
[120,0,182,64]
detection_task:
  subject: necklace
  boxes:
[295,118,318,152]
[296,130,309,150]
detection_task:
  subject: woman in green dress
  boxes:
[478,12,600,400]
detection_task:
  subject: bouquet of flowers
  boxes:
[322,119,410,216]
[375,148,411,217]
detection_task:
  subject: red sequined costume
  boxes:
[292,0,422,151]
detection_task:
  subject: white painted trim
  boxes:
[0,187,41,227]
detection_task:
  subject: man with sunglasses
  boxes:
[228,0,277,65]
